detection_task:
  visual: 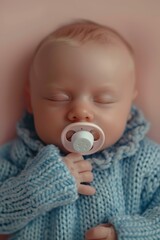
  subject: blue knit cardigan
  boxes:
[0,106,160,240]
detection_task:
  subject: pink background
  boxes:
[0,0,160,239]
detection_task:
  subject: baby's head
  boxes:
[25,20,137,153]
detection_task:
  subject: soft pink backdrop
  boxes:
[0,0,160,239]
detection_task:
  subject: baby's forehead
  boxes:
[32,39,135,77]
[29,41,136,94]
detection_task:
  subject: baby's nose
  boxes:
[67,107,94,122]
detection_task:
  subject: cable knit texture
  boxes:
[0,105,160,240]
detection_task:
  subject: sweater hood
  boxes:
[16,105,150,169]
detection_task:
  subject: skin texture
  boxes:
[85,223,117,240]
[25,40,137,240]
[27,41,136,151]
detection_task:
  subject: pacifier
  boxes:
[61,122,105,155]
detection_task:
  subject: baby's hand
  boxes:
[85,224,117,240]
[63,153,95,196]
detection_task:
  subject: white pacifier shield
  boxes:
[61,122,105,155]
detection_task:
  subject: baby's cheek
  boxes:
[103,120,127,148]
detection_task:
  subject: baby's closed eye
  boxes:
[93,94,117,104]
[44,91,71,102]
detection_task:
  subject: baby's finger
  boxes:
[72,154,84,162]
[78,184,96,195]
[76,160,93,172]
[64,153,83,163]
[85,226,108,239]
[79,171,93,183]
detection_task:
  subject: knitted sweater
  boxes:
[0,106,160,240]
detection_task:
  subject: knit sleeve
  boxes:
[109,143,160,240]
[110,200,160,240]
[0,144,78,234]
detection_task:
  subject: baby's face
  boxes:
[28,41,137,153]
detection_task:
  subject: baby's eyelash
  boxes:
[93,95,116,104]
[44,92,71,102]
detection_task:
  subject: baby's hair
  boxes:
[33,19,134,59]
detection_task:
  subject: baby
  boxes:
[0,20,160,240]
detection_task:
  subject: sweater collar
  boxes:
[85,105,150,169]
[16,105,150,169]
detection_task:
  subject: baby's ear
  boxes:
[24,80,33,113]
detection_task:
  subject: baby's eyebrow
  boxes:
[45,83,65,90]
[44,85,71,95]
[95,85,118,93]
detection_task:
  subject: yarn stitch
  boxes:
[0,105,160,240]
